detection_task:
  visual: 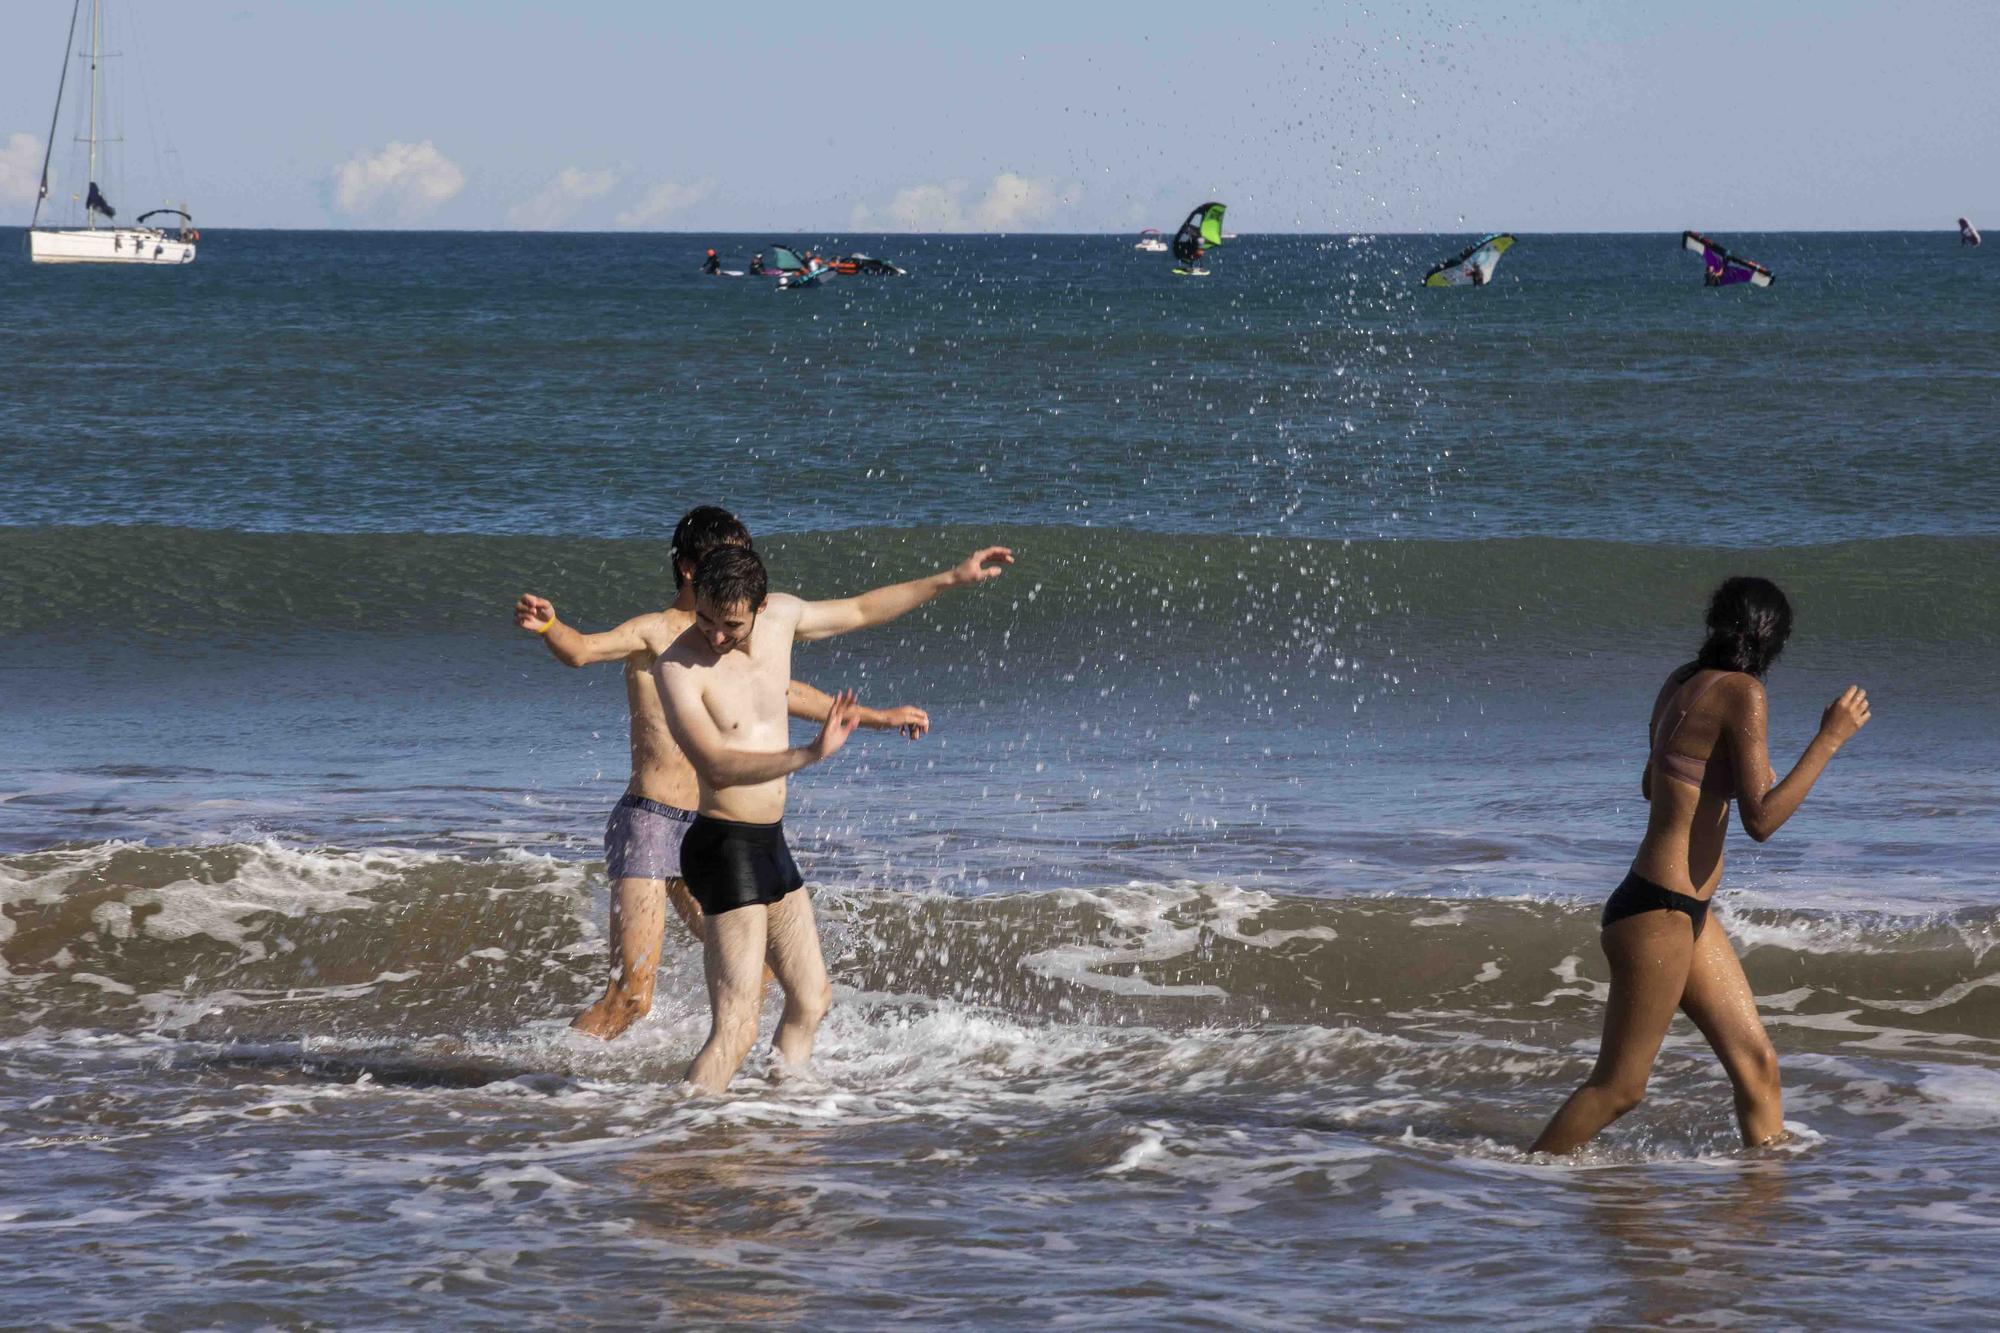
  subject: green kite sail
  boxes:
[1173,202,1227,269]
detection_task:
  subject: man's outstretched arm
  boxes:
[787,680,931,738]
[794,547,1013,643]
[514,594,650,667]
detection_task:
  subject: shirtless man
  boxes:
[658,542,1012,1092]
[513,506,929,1040]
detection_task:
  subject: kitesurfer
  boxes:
[701,249,722,276]
[749,252,767,275]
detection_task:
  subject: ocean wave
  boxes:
[6,841,2000,1049]
[4,525,1993,658]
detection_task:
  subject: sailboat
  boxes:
[26,0,197,265]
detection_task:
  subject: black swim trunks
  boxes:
[1601,870,1710,938]
[679,815,805,916]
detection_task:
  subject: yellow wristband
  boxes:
[535,618,555,635]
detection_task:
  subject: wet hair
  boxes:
[693,546,768,614]
[1695,576,1793,678]
[669,506,752,587]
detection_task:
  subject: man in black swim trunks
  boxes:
[514,506,928,1040]
[657,542,1012,1092]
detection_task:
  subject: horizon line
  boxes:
[2,224,1980,237]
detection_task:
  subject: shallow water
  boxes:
[7,847,2000,1326]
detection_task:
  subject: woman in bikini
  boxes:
[1531,577,1871,1154]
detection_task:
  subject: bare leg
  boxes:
[763,888,833,1077]
[684,905,769,1093]
[572,876,666,1040]
[1531,911,1696,1154]
[665,878,706,941]
[667,878,777,988]
[1679,919,1787,1147]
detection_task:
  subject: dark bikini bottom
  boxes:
[1601,870,1710,939]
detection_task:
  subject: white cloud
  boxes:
[331,140,466,221]
[853,172,1082,232]
[613,178,715,229]
[507,166,619,230]
[972,172,1078,229]
[0,132,42,207]
[857,181,964,231]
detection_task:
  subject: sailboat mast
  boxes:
[32,0,85,231]
[86,0,101,229]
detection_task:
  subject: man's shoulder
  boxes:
[757,593,807,642]
[658,635,700,664]
[656,630,711,677]
[624,609,692,651]
[763,592,806,617]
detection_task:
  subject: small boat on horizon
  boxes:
[1134,228,1168,252]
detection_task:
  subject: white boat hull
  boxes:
[28,228,196,265]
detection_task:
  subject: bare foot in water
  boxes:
[572,973,777,1041]
[571,987,652,1040]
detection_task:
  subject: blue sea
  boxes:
[2,229,1997,1327]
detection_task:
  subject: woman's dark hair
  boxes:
[670,506,753,588]
[693,546,768,612]
[1696,576,1793,678]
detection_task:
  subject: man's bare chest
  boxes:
[701,654,787,733]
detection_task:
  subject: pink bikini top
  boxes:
[1650,669,1738,799]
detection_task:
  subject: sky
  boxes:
[3,0,1996,233]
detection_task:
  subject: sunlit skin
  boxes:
[656,547,1012,1093]
[693,599,759,657]
[511,556,929,1041]
[1531,673,1871,1155]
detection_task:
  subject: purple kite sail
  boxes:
[1682,230,1774,288]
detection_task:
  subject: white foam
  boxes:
[1879,1067,2000,1139]
[1018,879,1336,998]
[65,973,135,996]
[1102,1123,1170,1175]
[1858,971,2000,1017]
